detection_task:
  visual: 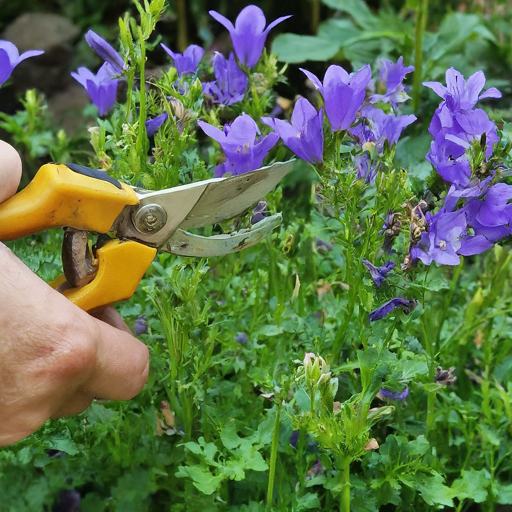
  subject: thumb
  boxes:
[84,316,150,401]
[0,141,22,203]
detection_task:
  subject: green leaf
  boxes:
[451,469,489,503]
[479,424,501,446]
[175,465,224,495]
[321,0,377,28]
[271,34,341,63]
[401,472,453,507]
[296,492,321,511]
[221,421,243,451]
[45,433,79,456]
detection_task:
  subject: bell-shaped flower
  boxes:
[462,182,512,242]
[145,112,169,137]
[369,298,417,322]
[410,209,493,266]
[261,97,323,164]
[354,152,377,184]
[379,387,409,401]
[209,5,291,68]
[85,30,125,75]
[161,43,204,76]
[300,64,372,132]
[203,52,248,106]
[423,68,501,112]
[71,62,120,116]
[0,40,44,87]
[362,259,396,287]
[370,57,414,108]
[351,105,416,154]
[198,113,278,177]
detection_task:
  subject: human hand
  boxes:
[0,142,149,446]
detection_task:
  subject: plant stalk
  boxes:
[412,0,429,112]
[338,455,351,512]
[267,400,282,509]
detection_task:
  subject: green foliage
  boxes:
[3,1,512,511]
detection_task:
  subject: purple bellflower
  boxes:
[71,63,120,116]
[198,113,278,177]
[161,43,204,76]
[370,57,414,108]
[379,387,409,401]
[146,112,169,137]
[134,315,148,335]
[261,97,323,164]
[0,40,44,87]
[410,209,493,266]
[352,106,416,154]
[251,201,267,224]
[423,68,501,112]
[454,181,512,242]
[85,30,125,75]
[203,52,248,106]
[300,64,372,131]
[354,153,377,184]
[234,332,248,344]
[369,297,417,322]
[209,5,292,68]
[362,259,396,287]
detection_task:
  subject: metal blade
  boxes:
[161,214,282,257]
[179,160,294,229]
[113,160,294,248]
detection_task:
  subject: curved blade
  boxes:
[114,160,294,247]
[179,160,294,229]
[162,214,282,257]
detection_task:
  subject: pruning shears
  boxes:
[0,161,293,312]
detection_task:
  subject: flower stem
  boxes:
[311,0,320,34]
[426,388,437,437]
[136,28,147,175]
[267,400,282,509]
[176,0,188,52]
[412,0,429,112]
[337,455,351,512]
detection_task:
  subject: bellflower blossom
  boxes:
[145,112,169,137]
[71,63,120,116]
[370,57,414,108]
[447,180,512,242]
[410,209,492,266]
[261,97,323,164]
[354,153,377,184]
[161,44,204,76]
[362,259,396,287]
[209,5,291,68]
[351,106,416,154]
[0,40,44,87]
[369,298,417,322]
[85,30,125,75]
[203,52,248,106]
[300,64,372,132]
[198,113,278,177]
[379,387,409,401]
[423,68,501,112]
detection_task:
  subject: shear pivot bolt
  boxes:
[133,204,167,234]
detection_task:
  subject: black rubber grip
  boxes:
[65,163,122,189]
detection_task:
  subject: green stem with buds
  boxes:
[267,400,282,509]
[136,28,148,175]
[412,0,429,112]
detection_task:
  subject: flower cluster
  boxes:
[411,69,506,266]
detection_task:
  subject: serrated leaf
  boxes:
[296,492,321,511]
[451,469,489,503]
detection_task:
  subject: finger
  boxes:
[82,318,149,401]
[92,307,132,334]
[0,141,22,203]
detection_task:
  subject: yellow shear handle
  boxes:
[50,240,157,312]
[0,163,138,241]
